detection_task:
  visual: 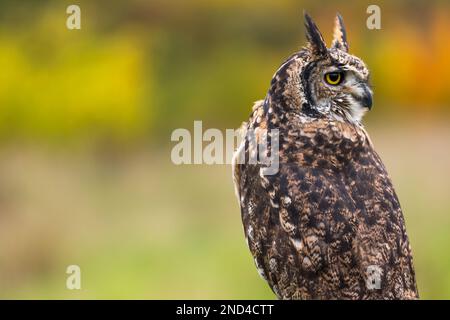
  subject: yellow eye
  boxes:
[325,72,344,85]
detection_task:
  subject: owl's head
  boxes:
[267,13,372,124]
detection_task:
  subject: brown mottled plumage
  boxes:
[232,13,418,299]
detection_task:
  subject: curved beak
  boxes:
[360,84,373,110]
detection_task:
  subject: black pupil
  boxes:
[328,73,340,82]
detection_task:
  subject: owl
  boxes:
[232,13,418,299]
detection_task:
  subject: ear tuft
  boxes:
[331,13,349,52]
[304,12,327,56]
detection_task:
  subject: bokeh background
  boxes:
[0,0,449,299]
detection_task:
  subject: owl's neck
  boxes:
[277,117,371,168]
[247,97,369,169]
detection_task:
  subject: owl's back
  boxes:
[233,101,418,299]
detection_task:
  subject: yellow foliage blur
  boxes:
[0,1,448,143]
[0,4,151,143]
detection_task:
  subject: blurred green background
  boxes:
[0,0,449,299]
